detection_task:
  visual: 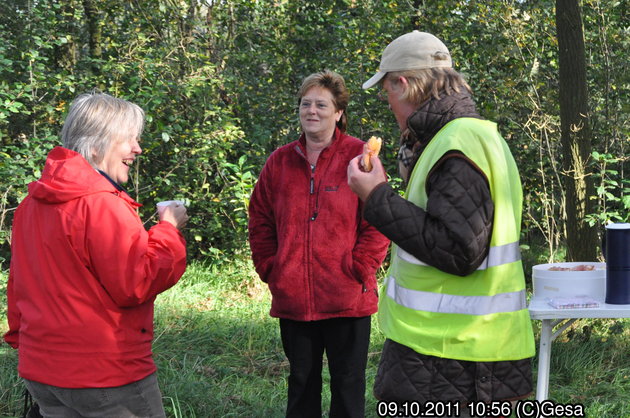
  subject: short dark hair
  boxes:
[298,70,349,132]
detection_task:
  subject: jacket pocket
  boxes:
[257,255,277,284]
[342,251,363,285]
[316,251,363,314]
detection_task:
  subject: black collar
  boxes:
[97,170,127,193]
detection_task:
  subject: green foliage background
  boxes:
[0,1,629,416]
[0,0,628,267]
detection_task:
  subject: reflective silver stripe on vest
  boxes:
[397,241,521,270]
[385,276,527,315]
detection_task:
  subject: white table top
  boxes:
[528,298,630,319]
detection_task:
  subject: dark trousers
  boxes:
[279,316,371,418]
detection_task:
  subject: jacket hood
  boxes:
[28,146,138,206]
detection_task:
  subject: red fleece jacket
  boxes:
[4,147,187,388]
[248,129,390,321]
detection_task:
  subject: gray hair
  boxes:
[385,67,472,107]
[61,92,145,167]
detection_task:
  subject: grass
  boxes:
[1,258,630,417]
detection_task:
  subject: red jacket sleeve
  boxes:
[248,159,278,283]
[352,196,390,285]
[4,266,20,349]
[86,194,187,307]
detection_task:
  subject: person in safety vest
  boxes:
[347,31,535,410]
[4,91,189,417]
[249,70,390,418]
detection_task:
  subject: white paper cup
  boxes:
[156,200,185,216]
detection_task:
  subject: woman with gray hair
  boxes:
[4,91,188,417]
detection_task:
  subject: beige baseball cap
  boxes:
[363,30,452,89]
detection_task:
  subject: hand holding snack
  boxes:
[361,136,382,172]
[348,152,387,202]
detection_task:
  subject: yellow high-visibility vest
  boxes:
[379,118,535,361]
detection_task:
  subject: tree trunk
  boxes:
[55,1,78,71]
[181,0,198,46]
[82,0,102,60]
[411,0,424,29]
[555,0,598,261]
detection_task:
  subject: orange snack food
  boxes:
[548,264,596,271]
[362,136,382,172]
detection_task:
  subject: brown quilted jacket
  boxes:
[365,91,533,401]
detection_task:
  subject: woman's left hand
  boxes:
[347,154,387,202]
[159,202,189,230]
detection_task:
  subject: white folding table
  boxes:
[528,298,630,401]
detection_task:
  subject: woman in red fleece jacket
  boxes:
[248,70,389,418]
[4,92,188,417]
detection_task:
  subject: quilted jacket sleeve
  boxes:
[363,155,493,276]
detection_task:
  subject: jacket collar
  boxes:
[97,169,126,193]
[396,91,481,180]
[406,90,481,148]
[296,127,345,161]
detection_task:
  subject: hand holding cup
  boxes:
[156,200,189,230]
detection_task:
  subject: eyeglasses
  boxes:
[377,88,388,102]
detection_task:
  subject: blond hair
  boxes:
[386,67,472,106]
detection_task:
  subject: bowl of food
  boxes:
[532,262,606,301]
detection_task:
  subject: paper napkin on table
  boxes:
[547,295,600,309]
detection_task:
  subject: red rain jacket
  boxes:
[4,147,187,388]
[248,129,390,321]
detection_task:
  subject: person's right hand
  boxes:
[347,154,387,201]
[159,202,189,230]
